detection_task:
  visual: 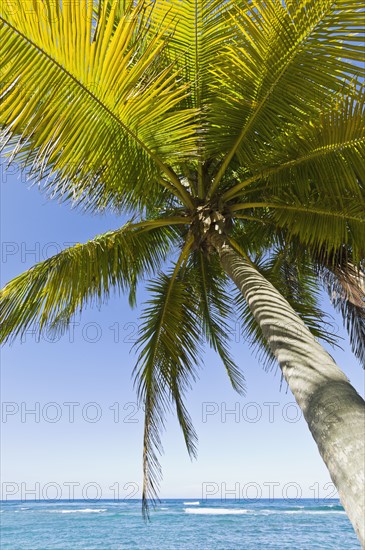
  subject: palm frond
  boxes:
[133,237,202,517]
[190,251,246,394]
[315,251,365,367]
[149,0,237,196]
[208,0,364,191]
[231,196,365,264]
[0,219,183,343]
[0,0,197,211]
[229,217,279,260]
[150,0,236,107]
[224,84,365,202]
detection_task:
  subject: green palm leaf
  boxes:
[208,0,364,192]
[231,196,365,264]
[151,0,237,105]
[190,250,246,394]
[149,0,237,196]
[314,249,365,366]
[224,85,365,203]
[0,0,197,210]
[0,219,184,343]
[133,237,202,517]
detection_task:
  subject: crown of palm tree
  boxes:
[1,0,364,517]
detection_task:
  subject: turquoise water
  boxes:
[0,499,360,549]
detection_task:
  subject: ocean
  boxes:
[0,499,360,549]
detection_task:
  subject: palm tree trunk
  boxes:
[215,240,365,546]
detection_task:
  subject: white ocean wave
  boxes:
[283,510,346,515]
[184,508,249,515]
[185,507,346,516]
[183,501,200,505]
[58,509,107,514]
[260,509,345,515]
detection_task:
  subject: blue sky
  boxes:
[1,164,364,503]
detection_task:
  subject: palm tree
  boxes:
[1,0,364,543]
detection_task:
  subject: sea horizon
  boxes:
[0,497,345,504]
[0,498,359,549]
